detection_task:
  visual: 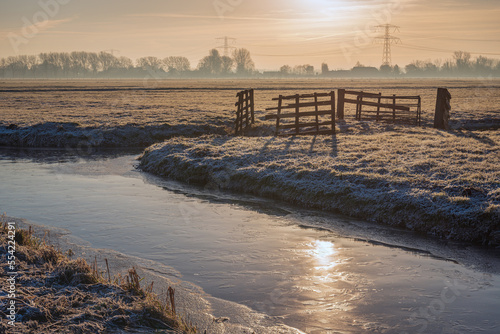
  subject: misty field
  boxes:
[1,78,499,243]
[1,78,499,129]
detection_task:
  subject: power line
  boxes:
[253,46,380,58]
[395,43,500,56]
[373,24,401,67]
[399,33,500,43]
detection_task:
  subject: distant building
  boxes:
[351,66,380,77]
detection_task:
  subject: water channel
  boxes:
[0,149,499,333]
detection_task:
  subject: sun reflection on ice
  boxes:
[308,240,340,278]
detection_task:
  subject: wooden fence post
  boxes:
[392,94,396,122]
[276,95,282,136]
[356,94,363,120]
[417,96,422,126]
[376,95,381,122]
[330,91,336,134]
[337,89,345,119]
[235,92,241,136]
[250,89,255,124]
[295,94,300,135]
[434,88,451,130]
[314,93,320,133]
[245,90,250,129]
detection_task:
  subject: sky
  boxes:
[1,0,499,70]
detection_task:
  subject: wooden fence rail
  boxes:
[338,89,421,126]
[265,91,336,136]
[235,89,255,136]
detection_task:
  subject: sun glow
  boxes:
[309,240,338,270]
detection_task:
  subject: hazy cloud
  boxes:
[0,0,498,68]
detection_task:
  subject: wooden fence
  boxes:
[265,92,336,136]
[338,89,422,126]
[235,89,255,136]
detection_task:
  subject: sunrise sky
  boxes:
[1,0,499,70]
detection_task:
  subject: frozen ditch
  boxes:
[1,149,499,333]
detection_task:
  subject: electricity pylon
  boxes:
[374,24,401,67]
[216,37,236,57]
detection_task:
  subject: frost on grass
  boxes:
[0,225,195,334]
[0,122,228,148]
[140,127,500,244]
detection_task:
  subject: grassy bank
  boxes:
[0,222,196,333]
[0,122,228,149]
[139,127,500,245]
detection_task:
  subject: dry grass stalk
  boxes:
[0,224,197,333]
[105,258,111,283]
[168,287,176,316]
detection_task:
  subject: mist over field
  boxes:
[1,49,499,78]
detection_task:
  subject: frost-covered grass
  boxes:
[0,223,196,334]
[139,126,500,244]
[0,80,238,147]
[1,79,499,147]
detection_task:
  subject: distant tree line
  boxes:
[265,51,500,78]
[1,49,499,78]
[0,48,256,78]
[400,51,500,77]
[319,51,500,78]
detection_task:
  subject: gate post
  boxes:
[337,89,345,119]
[434,88,451,130]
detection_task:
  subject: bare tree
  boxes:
[137,56,163,72]
[474,56,494,75]
[453,51,471,74]
[221,56,234,74]
[233,48,254,75]
[117,56,133,69]
[70,51,89,76]
[88,52,100,74]
[393,64,401,76]
[280,65,292,75]
[163,56,191,73]
[293,64,314,76]
[198,49,223,75]
[99,51,120,72]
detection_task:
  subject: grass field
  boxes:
[1,78,499,243]
[1,78,499,128]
